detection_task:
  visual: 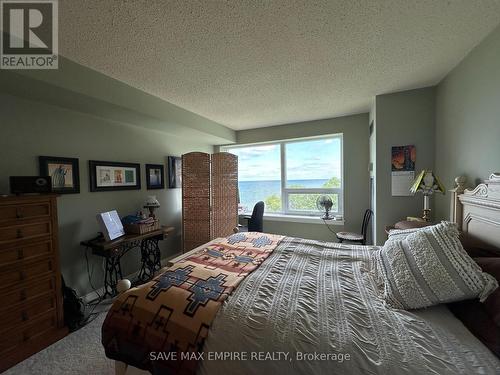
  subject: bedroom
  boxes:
[0,1,500,374]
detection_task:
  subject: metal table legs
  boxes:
[138,238,162,282]
[103,255,124,297]
[100,237,162,297]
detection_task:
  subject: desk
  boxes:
[81,226,174,296]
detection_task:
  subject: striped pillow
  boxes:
[374,222,498,310]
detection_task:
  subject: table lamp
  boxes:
[410,170,445,221]
[144,196,160,218]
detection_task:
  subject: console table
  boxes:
[81,226,174,297]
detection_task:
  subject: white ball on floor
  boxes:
[116,279,131,293]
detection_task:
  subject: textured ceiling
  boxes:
[59,1,500,130]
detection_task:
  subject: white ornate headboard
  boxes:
[451,173,500,253]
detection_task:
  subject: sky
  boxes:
[226,138,341,182]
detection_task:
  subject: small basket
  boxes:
[123,219,160,235]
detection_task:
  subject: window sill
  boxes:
[240,213,344,225]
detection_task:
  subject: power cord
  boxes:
[80,246,105,327]
[85,245,103,303]
[322,219,338,237]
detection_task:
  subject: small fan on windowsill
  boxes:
[316,195,333,220]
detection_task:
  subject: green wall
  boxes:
[0,92,213,297]
[374,87,436,244]
[435,24,500,218]
[1,58,236,145]
[232,113,370,242]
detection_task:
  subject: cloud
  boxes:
[231,145,278,159]
[228,141,341,181]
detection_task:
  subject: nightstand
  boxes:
[385,219,433,235]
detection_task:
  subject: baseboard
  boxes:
[81,269,139,303]
[81,257,175,303]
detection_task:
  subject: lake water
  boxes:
[239,179,328,211]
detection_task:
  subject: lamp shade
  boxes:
[410,170,445,195]
[144,195,160,208]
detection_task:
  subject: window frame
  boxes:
[221,133,344,217]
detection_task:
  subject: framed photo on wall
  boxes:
[146,164,165,189]
[89,160,141,192]
[167,156,182,188]
[39,156,80,194]
[391,145,416,196]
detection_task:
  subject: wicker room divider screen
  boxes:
[182,152,238,252]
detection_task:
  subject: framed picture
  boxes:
[391,145,416,196]
[89,160,141,192]
[167,156,182,188]
[39,156,80,194]
[146,164,165,189]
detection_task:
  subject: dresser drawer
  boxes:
[0,240,52,266]
[0,202,51,225]
[0,294,56,333]
[1,277,55,312]
[0,310,57,355]
[0,222,51,245]
[0,257,54,289]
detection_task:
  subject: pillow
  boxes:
[465,246,500,258]
[374,221,499,310]
[475,257,500,326]
[386,226,425,242]
[448,257,500,358]
[447,299,500,358]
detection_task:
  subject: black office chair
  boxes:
[239,201,265,232]
[336,209,373,245]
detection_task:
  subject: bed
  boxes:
[105,174,500,375]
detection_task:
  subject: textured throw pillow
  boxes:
[374,222,499,310]
[386,226,425,242]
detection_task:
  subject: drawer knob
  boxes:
[21,311,28,321]
[17,249,24,259]
[20,290,27,300]
[16,229,23,238]
[16,209,23,219]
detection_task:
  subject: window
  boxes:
[222,134,343,217]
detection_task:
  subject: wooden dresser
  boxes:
[0,194,67,372]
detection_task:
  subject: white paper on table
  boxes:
[96,210,125,241]
[391,171,415,196]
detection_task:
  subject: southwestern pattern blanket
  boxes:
[102,232,284,375]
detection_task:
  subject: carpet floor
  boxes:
[5,311,114,375]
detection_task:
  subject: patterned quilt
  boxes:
[102,232,284,375]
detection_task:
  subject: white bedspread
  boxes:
[199,237,500,375]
